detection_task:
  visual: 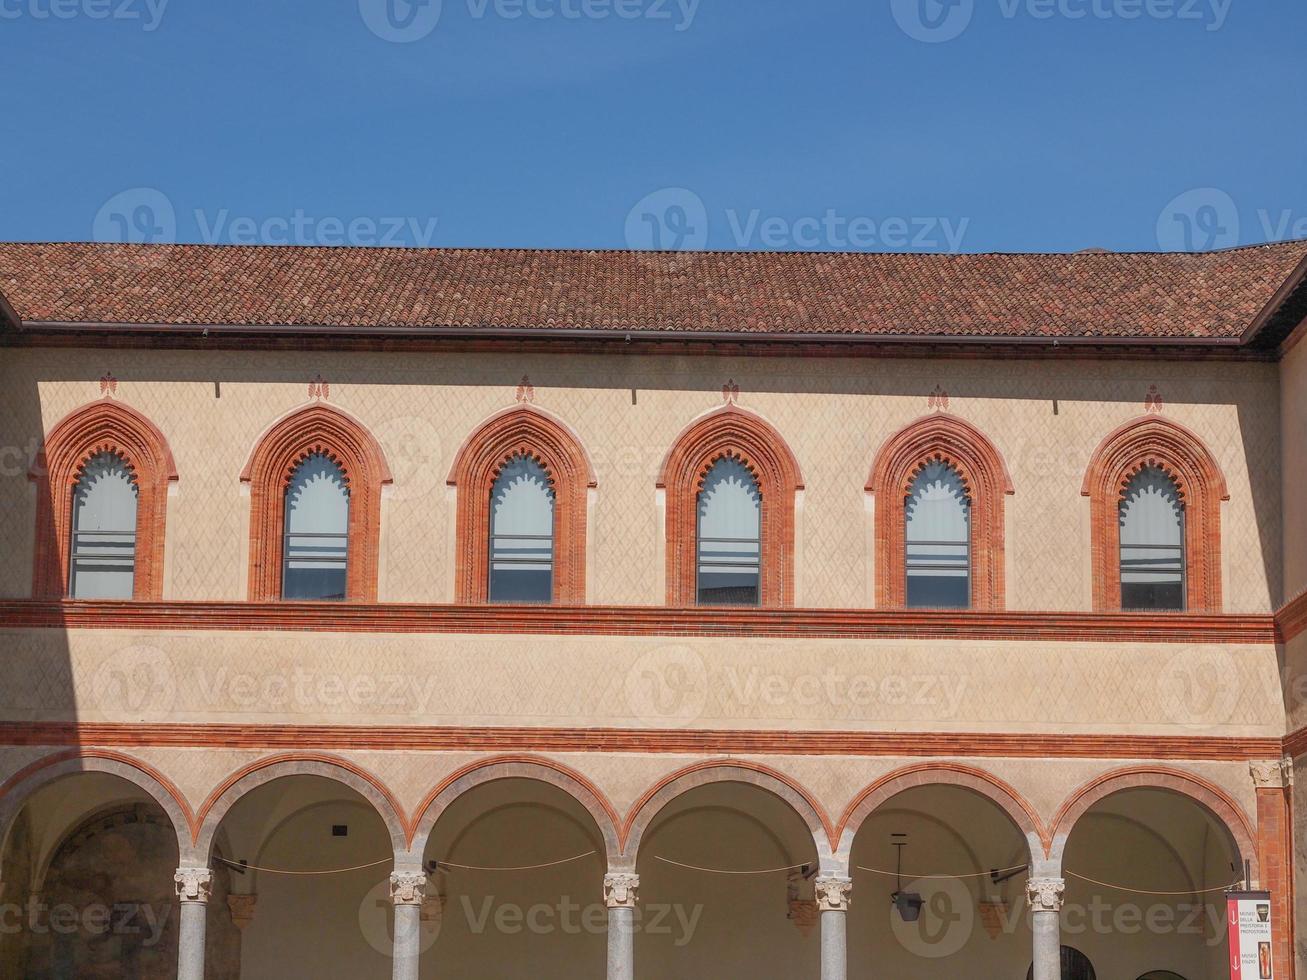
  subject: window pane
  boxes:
[489,455,554,603]
[697,457,761,606]
[69,452,138,599]
[905,460,971,609]
[283,454,350,601]
[1119,466,1185,611]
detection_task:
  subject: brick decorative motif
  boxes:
[447,404,596,604]
[866,413,1013,610]
[1082,415,1228,612]
[240,402,392,602]
[658,404,803,607]
[29,398,178,599]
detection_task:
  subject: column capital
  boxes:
[390,871,428,907]
[604,872,640,909]
[174,867,213,905]
[1249,757,1292,789]
[1025,877,1065,913]
[814,875,853,912]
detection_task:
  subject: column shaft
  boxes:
[390,870,427,980]
[820,908,847,980]
[174,868,212,980]
[1026,877,1065,980]
[606,906,635,980]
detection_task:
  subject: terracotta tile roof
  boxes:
[0,240,1304,341]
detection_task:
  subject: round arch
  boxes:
[866,413,1014,610]
[29,397,178,600]
[446,404,597,604]
[1081,415,1228,612]
[657,404,804,607]
[619,760,833,872]
[0,749,192,859]
[409,755,620,867]
[835,762,1047,866]
[192,754,408,864]
[240,402,392,602]
[1048,766,1256,877]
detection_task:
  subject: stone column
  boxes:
[815,876,851,980]
[174,867,212,980]
[604,872,639,980]
[391,870,427,980]
[1027,877,1065,980]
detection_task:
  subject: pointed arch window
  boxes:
[69,452,139,599]
[904,460,971,609]
[282,453,351,601]
[488,454,556,603]
[1118,467,1185,611]
[696,456,762,606]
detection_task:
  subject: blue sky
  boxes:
[1,0,1303,253]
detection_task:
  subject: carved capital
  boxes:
[227,894,257,930]
[814,875,853,912]
[1249,758,1292,789]
[174,868,213,904]
[1026,877,1065,913]
[390,871,428,907]
[604,873,640,909]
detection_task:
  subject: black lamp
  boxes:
[890,834,924,922]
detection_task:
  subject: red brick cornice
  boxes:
[1082,415,1228,613]
[447,404,595,604]
[867,413,1013,610]
[29,398,177,600]
[241,402,391,602]
[658,404,803,606]
[0,599,1276,643]
[1276,588,1307,642]
[0,723,1282,762]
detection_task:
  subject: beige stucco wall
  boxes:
[0,626,1284,738]
[0,347,1284,613]
[1281,336,1307,605]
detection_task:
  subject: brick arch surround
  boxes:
[658,405,804,607]
[407,755,621,864]
[447,405,597,604]
[866,414,1013,610]
[30,398,178,599]
[1081,415,1228,612]
[1048,765,1256,876]
[240,403,392,602]
[834,762,1048,864]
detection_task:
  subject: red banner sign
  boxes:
[1227,891,1274,979]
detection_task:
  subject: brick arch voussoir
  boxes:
[834,763,1048,865]
[241,403,391,602]
[659,406,802,606]
[1081,416,1227,612]
[617,760,836,873]
[30,398,178,599]
[408,755,621,867]
[867,414,1012,610]
[0,749,195,863]
[193,753,408,865]
[1048,766,1256,877]
[448,405,595,604]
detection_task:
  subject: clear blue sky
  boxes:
[1,0,1303,253]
